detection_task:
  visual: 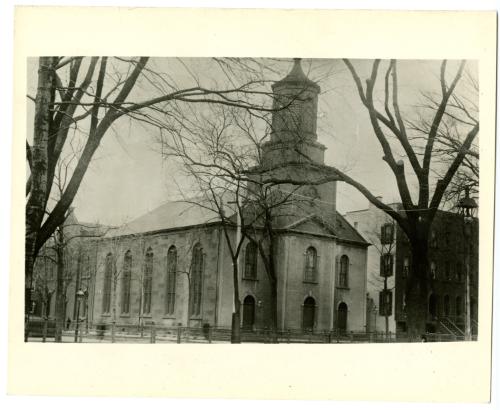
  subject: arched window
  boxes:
[190,243,203,316]
[456,295,463,317]
[143,248,153,315]
[121,251,132,314]
[403,256,410,277]
[304,247,318,282]
[339,255,349,288]
[337,302,348,333]
[165,246,177,315]
[244,242,258,280]
[443,295,450,317]
[242,295,256,330]
[430,261,437,279]
[302,297,316,331]
[102,253,113,314]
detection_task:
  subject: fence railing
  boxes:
[26,319,477,343]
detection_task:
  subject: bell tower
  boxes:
[262,58,327,167]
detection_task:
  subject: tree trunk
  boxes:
[269,278,279,343]
[25,57,57,334]
[230,262,241,343]
[405,238,429,341]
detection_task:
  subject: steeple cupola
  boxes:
[262,58,326,167]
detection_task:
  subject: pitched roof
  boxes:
[281,212,368,245]
[104,198,367,246]
[105,199,222,238]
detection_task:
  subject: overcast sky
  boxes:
[27,57,477,227]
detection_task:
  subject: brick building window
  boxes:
[190,243,204,316]
[143,248,153,315]
[381,223,394,245]
[102,253,113,314]
[403,256,410,277]
[445,261,451,281]
[380,253,394,277]
[456,295,463,317]
[244,242,258,280]
[456,262,463,282]
[430,261,437,279]
[121,251,132,314]
[338,255,349,288]
[304,246,318,282]
[428,293,438,318]
[379,289,393,316]
[443,294,450,317]
[165,246,177,315]
[430,230,438,248]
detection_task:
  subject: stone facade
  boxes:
[43,59,370,334]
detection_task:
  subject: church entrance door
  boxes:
[337,302,348,333]
[302,297,316,331]
[242,296,255,330]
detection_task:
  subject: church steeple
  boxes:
[262,58,325,167]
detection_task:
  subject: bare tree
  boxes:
[257,59,478,339]
[25,56,285,319]
[163,104,312,343]
[338,59,479,338]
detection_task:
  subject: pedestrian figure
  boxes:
[66,317,71,330]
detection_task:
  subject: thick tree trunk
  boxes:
[405,238,429,341]
[269,278,279,343]
[230,262,241,343]
[25,57,57,340]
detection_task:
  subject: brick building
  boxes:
[345,202,479,336]
[81,59,370,333]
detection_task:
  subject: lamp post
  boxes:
[74,289,85,342]
[457,187,478,341]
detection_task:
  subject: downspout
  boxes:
[214,225,223,326]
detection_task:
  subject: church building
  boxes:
[82,59,370,333]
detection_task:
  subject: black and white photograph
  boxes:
[5,5,497,404]
[25,56,480,344]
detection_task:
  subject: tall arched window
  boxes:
[304,247,318,282]
[302,297,316,331]
[455,295,463,317]
[443,295,450,317]
[244,242,258,280]
[102,253,113,314]
[165,246,177,315]
[143,248,153,315]
[121,251,132,314]
[190,243,203,316]
[339,255,349,288]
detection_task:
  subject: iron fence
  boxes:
[25,319,477,343]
